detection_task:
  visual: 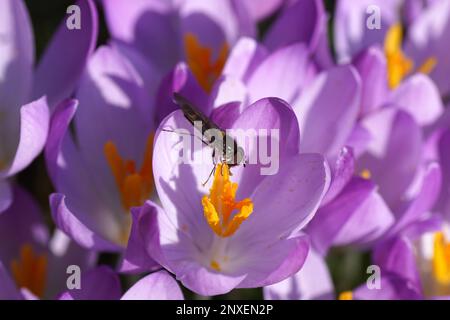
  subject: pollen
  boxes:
[202,163,253,237]
[384,23,413,89]
[10,244,47,298]
[432,232,450,285]
[417,57,437,75]
[338,291,353,300]
[360,169,372,180]
[104,134,154,212]
[210,260,221,272]
[184,33,229,93]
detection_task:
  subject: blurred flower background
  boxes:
[1,0,449,300]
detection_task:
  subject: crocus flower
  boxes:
[0,0,98,209]
[337,160,443,300]
[0,185,121,300]
[102,0,255,93]
[121,97,330,296]
[47,44,160,252]
[335,0,450,97]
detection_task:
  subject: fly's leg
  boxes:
[202,165,216,186]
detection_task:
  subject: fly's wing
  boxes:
[173,93,224,138]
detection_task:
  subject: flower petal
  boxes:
[293,65,361,159]
[32,0,98,108]
[0,0,34,110]
[264,0,325,52]
[264,248,333,300]
[0,97,49,179]
[246,43,314,105]
[121,270,183,300]
[0,180,12,213]
[388,74,443,126]
[58,266,121,300]
[0,261,21,300]
[50,193,121,252]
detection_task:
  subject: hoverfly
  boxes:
[168,93,246,185]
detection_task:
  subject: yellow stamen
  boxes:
[360,169,372,180]
[384,23,414,89]
[418,57,437,75]
[10,244,47,298]
[432,232,450,285]
[184,33,229,93]
[338,291,353,300]
[104,134,154,211]
[202,163,253,237]
[210,260,221,272]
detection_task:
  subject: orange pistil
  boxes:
[104,134,154,211]
[184,33,229,93]
[10,244,47,298]
[202,163,253,238]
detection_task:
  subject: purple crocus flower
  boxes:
[102,0,255,91]
[121,97,331,296]
[0,185,122,300]
[335,0,450,97]
[46,44,160,252]
[0,0,98,210]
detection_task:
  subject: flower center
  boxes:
[384,23,437,89]
[202,163,253,238]
[432,232,450,286]
[184,33,229,93]
[10,244,47,298]
[104,134,154,212]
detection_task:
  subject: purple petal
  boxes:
[389,162,442,235]
[236,153,330,241]
[264,0,325,52]
[119,206,160,273]
[436,129,450,220]
[155,62,207,123]
[102,0,180,74]
[353,46,388,116]
[0,0,34,110]
[241,0,283,21]
[0,180,12,213]
[0,261,21,300]
[32,0,98,108]
[322,146,355,205]
[46,99,124,248]
[334,0,402,63]
[353,272,422,300]
[222,37,268,82]
[50,193,121,252]
[388,74,443,126]
[405,0,450,97]
[246,43,314,105]
[294,65,361,159]
[345,124,372,158]
[264,248,333,300]
[373,236,422,291]
[308,177,394,254]
[138,201,246,296]
[75,45,154,210]
[0,97,49,179]
[179,0,255,52]
[58,266,121,300]
[358,108,423,210]
[236,234,310,289]
[121,270,183,300]
[0,186,49,265]
[230,97,301,198]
